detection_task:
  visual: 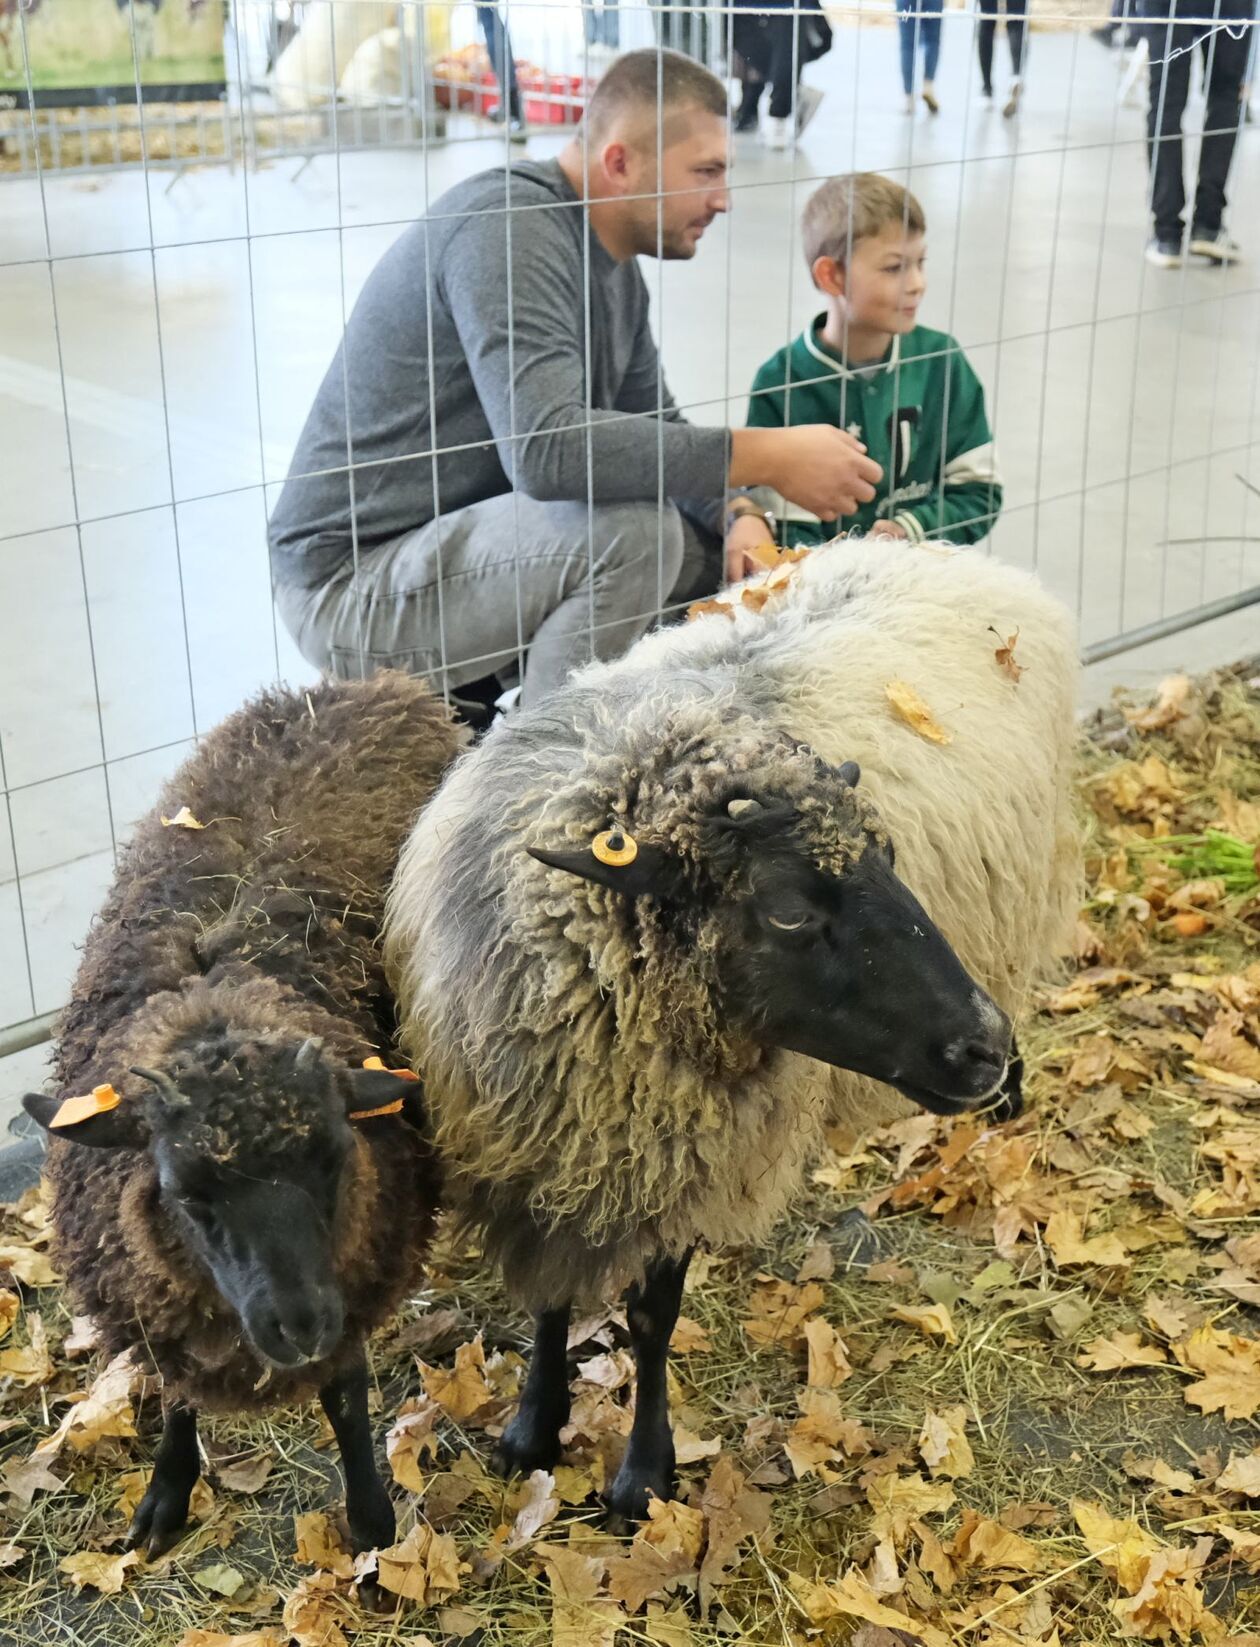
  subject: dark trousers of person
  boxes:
[1141,0,1250,241]
[977,0,1027,91]
[585,0,619,47]
[899,6,942,92]
[733,12,801,119]
[477,2,521,120]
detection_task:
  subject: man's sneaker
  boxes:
[1188,227,1243,264]
[1003,77,1022,117]
[921,80,939,113]
[1145,236,1183,268]
[763,115,790,149]
[977,86,994,108]
[795,84,823,135]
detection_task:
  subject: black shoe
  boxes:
[734,101,760,133]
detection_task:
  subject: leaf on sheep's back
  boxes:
[282,1570,353,1647]
[420,1336,498,1423]
[161,805,207,829]
[991,626,1025,683]
[1077,1331,1169,1372]
[918,1406,974,1479]
[686,597,734,623]
[373,1522,463,1604]
[386,1395,440,1492]
[293,1511,354,1579]
[884,680,952,745]
[59,1548,140,1595]
[1172,1326,1260,1421]
[741,1277,825,1348]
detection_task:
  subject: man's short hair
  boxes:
[583,47,729,146]
[802,173,927,271]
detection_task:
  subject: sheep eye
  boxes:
[768,912,810,932]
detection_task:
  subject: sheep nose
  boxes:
[944,1039,1006,1081]
[275,1294,344,1361]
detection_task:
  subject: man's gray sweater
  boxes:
[268,158,730,585]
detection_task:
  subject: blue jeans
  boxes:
[898,8,942,93]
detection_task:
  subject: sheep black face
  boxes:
[529,769,1013,1118]
[23,1037,410,1370]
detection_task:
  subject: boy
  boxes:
[743,172,1001,549]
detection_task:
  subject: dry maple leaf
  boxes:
[282,1570,352,1647]
[373,1522,463,1604]
[386,1396,440,1492]
[176,1633,287,1647]
[698,1453,770,1614]
[0,1313,53,1386]
[0,1452,64,1508]
[541,1546,620,1647]
[0,1243,60,1288]
[796,1239,836,1283]
[669,1315,711,1354]
[1078,1331,1170,1372]
[888,1301,959,1345]
[606,1538,694,1613]
[59,1548,140,1595]
[952,1509,1045,1572]
[1125,673,1192,732]
[740,584,772,613]
[161,805,207,829]
[215,1450,274,1495]
[742,1277,825,1348]
[293,1511,354,1579]
[504,1468,560,1551]
[35,1347,141,1458]
[0,1290,18,1340]
[420,1336,498,1423]
[866,1471,956,1547]
[1073,1499,1164,1593]
[918,1406,975,1478]
[804,1315,853,1387]
[789,1568,950,1647]
[1216,1451,1260,1497]
[1044,1208,1132,1269]
[1173,1326,1260,1421]
[990,625,1025,683]
[686,597,734,623]
[1111,1536,1219,1641]
[885,679,952,745]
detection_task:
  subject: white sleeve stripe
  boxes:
[943,441,1002,488]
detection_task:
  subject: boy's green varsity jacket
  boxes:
[746,318,1002,546]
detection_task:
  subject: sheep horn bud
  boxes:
[129,1066,189,1109]
[726,798,762,820]
[294,1036,325,1076]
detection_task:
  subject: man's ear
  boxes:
[22,1091,149,1150]
[527,840,685,901]
[599,137,632,188]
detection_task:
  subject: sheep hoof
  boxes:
[347,1485,397,1558]
[491,1411,565,1478]
[126,1480,194,1559]
[603,1462,675,1530]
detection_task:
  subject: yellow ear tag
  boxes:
[50,1084,122,1130]
[592,828,638,868]
[360,1056,420,1082]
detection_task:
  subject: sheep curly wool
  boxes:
[45,673,465,1412]
[385,541,1079,1309]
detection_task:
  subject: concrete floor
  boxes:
[1,18,1258,1055]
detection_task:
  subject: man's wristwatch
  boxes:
[725,498,777,536]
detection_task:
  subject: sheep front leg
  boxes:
[605,1248,692,1528]
[492,1304,572,1476]
[127,1400,201,1558]
[319,1352,395,1555]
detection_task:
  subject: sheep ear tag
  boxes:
[527,830,681,900]
[50,1084,122,1129]
[347,1058,418,1121]
[23,1085,142,1150]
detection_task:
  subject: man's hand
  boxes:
[724,512,777,585]
[730,426,882,521]
[867,519,909,541]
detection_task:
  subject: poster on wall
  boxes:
[0,0,226,109]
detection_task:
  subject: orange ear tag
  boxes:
[349,1056,418,1121]
[592,829,638,867]
[50,1084,122,1130]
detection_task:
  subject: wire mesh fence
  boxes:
[1,0,1258,1039]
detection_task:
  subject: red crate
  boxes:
[519,71,592,126]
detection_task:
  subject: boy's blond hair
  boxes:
[802,172,926,274]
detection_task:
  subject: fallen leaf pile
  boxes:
[1,661,1258,1645]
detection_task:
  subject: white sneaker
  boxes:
[902,92,915,113]
[1003,77,1022,117]
[977,88,994,108]
[795,83,823,135]
[764,115,790,149]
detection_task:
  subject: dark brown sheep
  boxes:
[23,672,465,1559]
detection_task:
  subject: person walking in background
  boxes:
[732,0,830,148]
[976,0,1027,116]
[898,0,943,113]
[1140,0,1250,266]
[477,1,525,138]
[585,0,619,52]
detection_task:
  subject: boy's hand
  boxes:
[867,520,908,540]
[724,512,777,584]
[728,426,882,520]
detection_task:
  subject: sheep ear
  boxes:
[837,761,861,788]
[527,842,682,900]
[22,1092,148,1150]
[342,1067,422,1120]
